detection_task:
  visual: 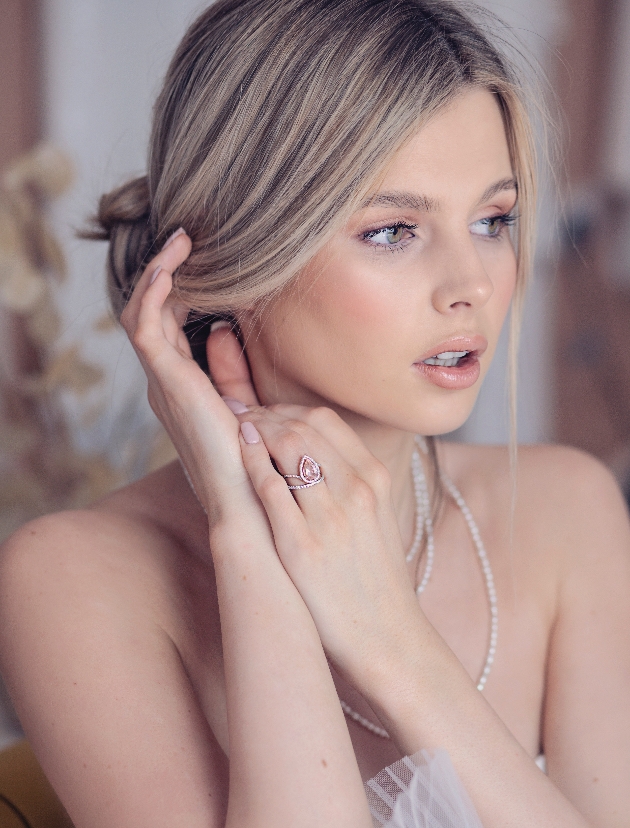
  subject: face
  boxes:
[242,88,518,436]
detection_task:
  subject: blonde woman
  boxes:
[1,1,629,826]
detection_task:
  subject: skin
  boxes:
[0,89,629,828]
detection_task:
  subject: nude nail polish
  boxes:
[149,266,161,284]
[222,397,249,414]
[210,320,231,333]
[241,422,260,444]
[161,227,186,250]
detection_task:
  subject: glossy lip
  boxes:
[413,335,488,390]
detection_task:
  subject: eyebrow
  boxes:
[478,177,518,204]
[359,177,518,213]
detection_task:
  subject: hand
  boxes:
[230,403,426,690]
[120,230,259,526]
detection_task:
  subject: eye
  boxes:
[363,223,417,249]
[469,213,517,239]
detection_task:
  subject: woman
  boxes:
[1,1,629,826]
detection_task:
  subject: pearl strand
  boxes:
[405,449,424,563]
[340,448,497,738]
[411,449,434,595]
[440,473,498,692]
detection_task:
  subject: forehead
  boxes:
[373,88,514,205]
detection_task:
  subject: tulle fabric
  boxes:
[365,749,483,828]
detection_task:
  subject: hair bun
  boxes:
[83,175,154,319]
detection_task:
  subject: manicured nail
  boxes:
[222,397,249,414]
[161,227,186,251]
[241,421,260,444]
[210,320,231,333]
[149,265,161,284]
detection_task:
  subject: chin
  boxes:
[386,388,481,437]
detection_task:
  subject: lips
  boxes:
[413,335,487,390]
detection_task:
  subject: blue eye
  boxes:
[470,213,517,238]
[363,223,417,249]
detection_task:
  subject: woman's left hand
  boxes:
[233,402,427,691]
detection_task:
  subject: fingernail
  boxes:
[149,265,161,284]
[241,421,260,444]
[222,397,249,414]
[161,227,186,251]
[210,320,231,333]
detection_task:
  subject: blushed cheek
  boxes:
[282,267,401,396]
[307,263,401,347]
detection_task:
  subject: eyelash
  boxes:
[361,212,518,252]
[474,212,519,239]
[362,223,418,253]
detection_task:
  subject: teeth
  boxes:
[422,350,469,368]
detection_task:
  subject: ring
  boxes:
[282,455,324,490]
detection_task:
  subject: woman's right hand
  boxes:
[120,229,256,527]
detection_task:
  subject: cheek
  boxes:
[268,264,405,399]
[488,245,517,313]
[317,274,386,329]
[298,264,398,353]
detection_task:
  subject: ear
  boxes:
[206,322,260,406]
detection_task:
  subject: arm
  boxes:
[0,234,373,828]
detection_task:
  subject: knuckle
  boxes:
[131,323,150,352]
[277,429,306,457]
[306,406,337,427]
[268,403,288,416]
[130,310,160,355]
[285,418,310,438]
[259,473,286,500]
[366,460,391,494]
[350,477,378,511]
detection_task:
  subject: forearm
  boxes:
[210,520,372,828]
[364,619,590,828]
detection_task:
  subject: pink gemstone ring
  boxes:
[282,455,324,490]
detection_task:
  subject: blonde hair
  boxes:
[87,0,536,327]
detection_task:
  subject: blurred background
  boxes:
[0,0,629,747]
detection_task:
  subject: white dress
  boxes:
[365,750,483,828]
[365,751,547,827]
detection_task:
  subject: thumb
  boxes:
[206,322,260,406]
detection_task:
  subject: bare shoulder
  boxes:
[440,440,630,571]
[0,461,218,698]
[440,438,618,488]
[440,439,625,509]
[514,444,629,561]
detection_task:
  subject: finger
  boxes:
[238,422,312,559]
[207,323,260,406]
[121,229,192,335]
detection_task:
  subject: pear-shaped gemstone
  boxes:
[299,455,321,483]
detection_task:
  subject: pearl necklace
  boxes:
[339,436,498,739]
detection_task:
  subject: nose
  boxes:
[430,238,494,314]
